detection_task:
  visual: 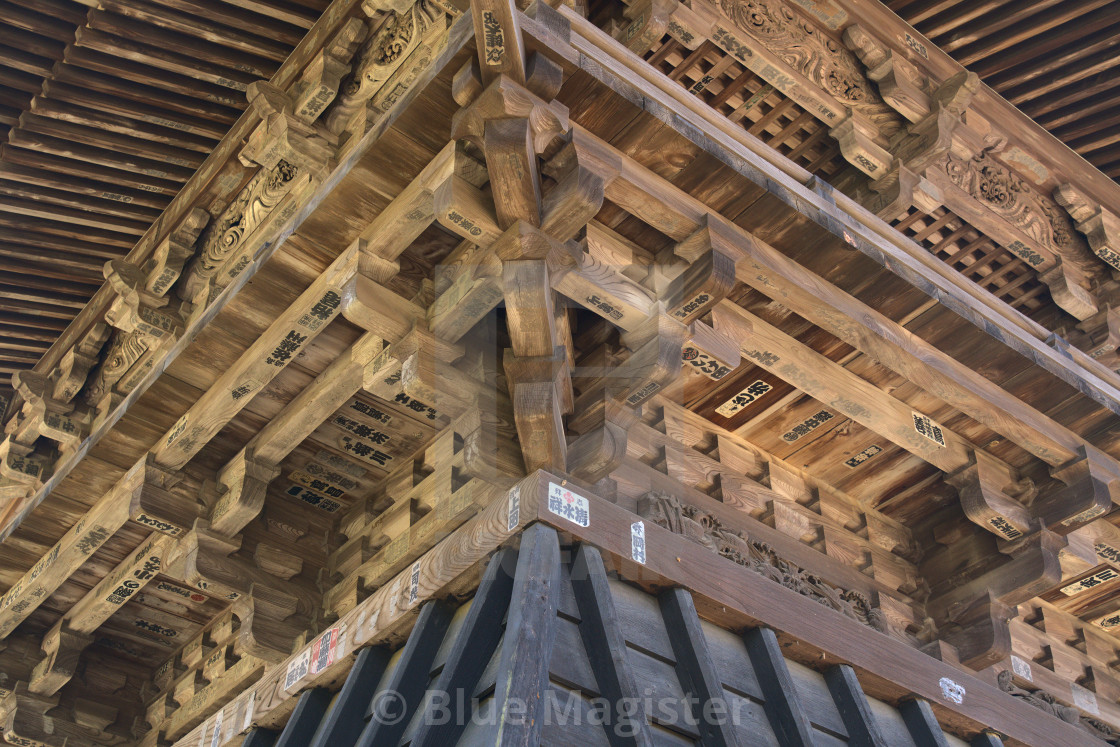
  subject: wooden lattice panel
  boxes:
[643,36,847,180]
[893,206,1050,313]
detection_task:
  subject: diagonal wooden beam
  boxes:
[491,524,562,744]
[571,543,656,746]
[744,626,816,747]
[712,301,973,473]
[659,587,742,746]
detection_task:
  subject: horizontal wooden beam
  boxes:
[544,8,1120,420]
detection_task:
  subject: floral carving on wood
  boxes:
[183,160,299,299]
[997,670,1120,745]
[717,0,901,138]
[943,151,1086,256]
[84,330,150,405]
[638,491,890,634]
[326,0,446,132]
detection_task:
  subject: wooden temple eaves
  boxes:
[4,0,1120,745]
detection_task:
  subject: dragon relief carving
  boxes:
[943,151,1086,256]
[638,491,889,634]
[181,160,299,300]
[997,670,1120,745]
[326,0,447,133]
[717,0,901,139]
[84,329,151,405]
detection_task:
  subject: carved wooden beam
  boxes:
[325,0,453,135]
[658,0,900,178]
[162,521,316,664]
[926,531,1066,669]
[0,454,183,640]
[842,33,1107,320]
[155,246,356,470]
[470,0,525,86]
[51,322,110,406]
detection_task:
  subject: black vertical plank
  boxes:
[823,664,886,747]
[308,645,391,747]
[492,524,562,746]
[743,627,816,747]
[659,587,743,747]
[899,698,951,747]
[275,688,333,747]
[971,730,1005,747]
[571,543,655,747]
[241,728,279,747]
[356,600,454,747]
[409,546,517,746]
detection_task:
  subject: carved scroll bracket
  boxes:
[325,0,452,136]
[1056,183,1120,277]
[240,82,337,179]
[210,449,281,538]
[163,520,316,663]
[947,450,1037,545]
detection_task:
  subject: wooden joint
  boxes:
[525,51,564,102]
[938,592,1014,671]
[930,530,1064,631]
[1040,263,1098,321]
[552,238,655,333]
[948,451,1036,544]
[504,349,568,473]
[0,438,45,502]
[432,173,504,246]
[211,449,281,538]
[614,313,690,407]
[129,455,194,538]
[485,116,543,228]
[1040,445,1120,533]
[342,275,429,343]
[291,17,365,124]
[566,393,636,483]
[0,684,63,747]
[665,227,737,324]
[450,73,570,156]
[240,81,336,179]
[143,208,210,298]
[401,352,496,419]
[471,0,527,85]
[830,116,894,178]
[6,371,88,458]
[682,319,740,381]
[611,0,674,55]
[29,624,94,697]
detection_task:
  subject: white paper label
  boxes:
[408,561,421,605]
[547,482,590,527]
[1072,683,1099,714]
[310,626,342,675]
[681,346,733,380]
[285,649,310,691]
[631,522,646,564]
[939,677,965,704]
[507,485,521,532]
[714,380,772,417]
[209,710,223,747]
[912,412,946,446]
[1011,655,1032,682]
[1095,610,1120,630]
[1061,503,1107,527]
[1060,568,1119,596]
